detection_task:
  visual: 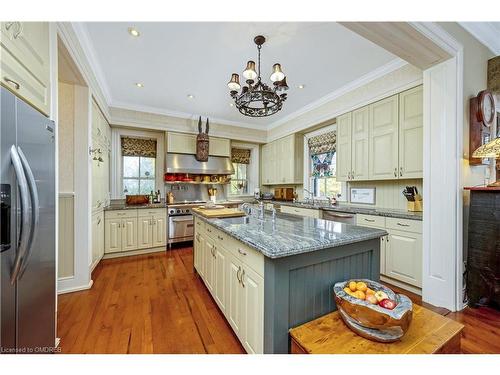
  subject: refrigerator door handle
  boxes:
[17,147,39,278]
[9,145,31,284]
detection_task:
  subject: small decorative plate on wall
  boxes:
[350,188,376,205]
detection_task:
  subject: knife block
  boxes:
[407,195,423,212]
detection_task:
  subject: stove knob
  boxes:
[168,209,174,215]
[185,208,191,214]
[176,209,181,214]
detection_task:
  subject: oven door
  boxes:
[168,214,194,239]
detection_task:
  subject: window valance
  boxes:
[308,131,336,155]
[231,148,251,164]
[121,137,157,158]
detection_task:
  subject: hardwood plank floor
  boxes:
[57,247,245,354]
[58,248,500,354]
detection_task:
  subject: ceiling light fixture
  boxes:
[298,84,305,89]
[227,35,288,118]
[135,83,144,88]
[187,94,195,99]
[128,27,140,37]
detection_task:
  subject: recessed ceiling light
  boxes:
[297,84,305,89]
[187,94,195,99]
[128,27,140,37]
[135,83,144,88]
[229,103,234,107]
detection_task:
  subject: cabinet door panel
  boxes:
[241,266,264,354]
[137,217,152,249]
[351,106,370,180]
[369,95,399,180]
[91,214,99,265]
[399,86,423,178]
[204,239,215,293]
[336,112,352,182]
[105,219,122,254]
[386,229,422,287]
[121,218,138,252]
[152,216,166,247]
[209,137,231,157]
[214,246,227,313]
[227,256,243,339]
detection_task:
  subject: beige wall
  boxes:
[58,82,75,193]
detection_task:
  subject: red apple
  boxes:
[378,299,397,310]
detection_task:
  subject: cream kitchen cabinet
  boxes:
[398,85,423,178]
[336,112,352,182]
[91,211,105,270]
[357,214,422,288]
[280,205,321,219]
[261,134,303,185]
[104,217,123,254]
[369,94,399,180]
[91,101,111,212]
[137,216,153,249]
[336,86,422,182]
[336,107,370,182]
[193,218,264,353]
[166,132,231,157]
[1,22,50,116]
[137,209,167,249]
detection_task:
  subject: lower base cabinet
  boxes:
[91,211,105,269]
[104,208,166,255]
[357,214,422,288]
[194,218,264,354]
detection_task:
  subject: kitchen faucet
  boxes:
[303,188,315,205]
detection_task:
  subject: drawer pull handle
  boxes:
[364,218,375,222]
[4,77,20,90]
[397,223,410,227]
[236,266,242,284]
[238,248,247,256]
[218,235,224,240]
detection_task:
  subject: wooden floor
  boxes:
[58,247,500,354]
[57,247,245,353]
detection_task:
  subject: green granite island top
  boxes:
[193,211,387,259]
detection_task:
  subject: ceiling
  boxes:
[77,22,399,128]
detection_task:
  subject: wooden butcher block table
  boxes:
[192,207,246,219]
[289,304,464,354]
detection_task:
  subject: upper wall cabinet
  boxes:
[166,132,231,157]
[337,85,423,182]
[262,134,303,185]
[0,22,51,116]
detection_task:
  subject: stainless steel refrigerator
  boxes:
[1,87,56,353]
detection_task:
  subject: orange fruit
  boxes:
[348,281,357,292]
[354,290,366,300]
[343,287,351,294]
[356,282,368,292]
[366,288,375,295]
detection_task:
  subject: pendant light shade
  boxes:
[275,77,289,92]
[270,63,285,82]
[227,73,241,91]
[243,61,258,80]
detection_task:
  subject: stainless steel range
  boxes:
[167,201,205,248]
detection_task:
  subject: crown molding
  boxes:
[109,101,264,130]
[71,22,113,105]
[458,22,500,56]
[267,58,408,130]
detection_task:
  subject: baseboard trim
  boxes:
[380,275,422,296]
[102,246,166,260]
[57,279,93,295]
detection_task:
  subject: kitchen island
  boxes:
[193,210,386,354]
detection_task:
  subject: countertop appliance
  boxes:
[167,201,205,248]
[322,211,356,225]
[1,87,56,353]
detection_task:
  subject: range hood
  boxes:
[166,153,234,175]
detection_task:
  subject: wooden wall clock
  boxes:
[469,90,494,166]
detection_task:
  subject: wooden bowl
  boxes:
[333,279,413,342]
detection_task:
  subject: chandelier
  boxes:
[227,35,288,117]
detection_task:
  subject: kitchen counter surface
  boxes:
[277,201,423,221]
[104,202,168,211]
[193,211,387,259]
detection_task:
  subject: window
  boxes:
[123,156,156,195]
[310,152,342,198]
[230,163,248,195]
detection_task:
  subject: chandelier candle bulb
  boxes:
[270,63,285,82]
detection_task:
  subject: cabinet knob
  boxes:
[394,168,397,177]
[399,167,403,177]
[238,248,247,256]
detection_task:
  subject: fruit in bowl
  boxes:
[333,279,413,342]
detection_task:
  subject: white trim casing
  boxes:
[458,22,500,56]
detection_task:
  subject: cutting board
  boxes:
[192,207,246,219]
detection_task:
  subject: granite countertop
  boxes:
[104,202,168,211]
[193,211,387,259]
[277,201,423,221]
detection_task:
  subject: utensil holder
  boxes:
[407,195,423,212]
